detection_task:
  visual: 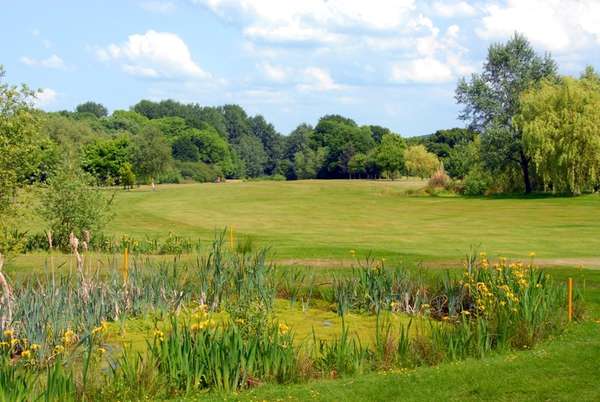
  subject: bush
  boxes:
[245,174,287,182]
[463,168,490,196]
[38,167,114,248]
[157,166,182,184]
[175,161,218,183]
[427,168,450,189]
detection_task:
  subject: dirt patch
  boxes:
[276,258,355,268]
[275,257,600,270]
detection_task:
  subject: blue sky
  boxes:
[2,1,599,136]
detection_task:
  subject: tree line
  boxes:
[8,96,442,188]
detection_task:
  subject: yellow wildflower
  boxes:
[153,330,165,341]
[279,323,290,335]
[54,345,65,354]
[30,343,40,351]
[63,329,77,346]
[191,322,207,331]
[3,329,14,338]
[21,350,32,359]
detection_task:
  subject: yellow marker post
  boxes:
[123,247,129,284]
[567,277,573,322]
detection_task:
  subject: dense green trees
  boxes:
[372,134,406,179]
[456,33,558,193]
[236,135,268,178]
[516,74,600,194]
[250,115,282,175]
[0,66,48,211]
[76,101,108,118]
[131,127,173,183]
[1,66,56,255]
[313,115,375,178]
[81,136,131,185]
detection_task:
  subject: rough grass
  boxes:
[186,322,600,402]
[177,268,600,402]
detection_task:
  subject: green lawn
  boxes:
[103,180,600,262]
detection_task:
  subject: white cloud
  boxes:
[259,62,288,82]
[195,0,418,44]
[477,0,600,52]
[391,57,454,83]
[140,1,176,13]
[20,54,65,69]
[391,23,473,83]
[97,30,209,79]
[432,1,476,18]
[35,88,57,107]
[297,67,342,92]
[194,0,475,88]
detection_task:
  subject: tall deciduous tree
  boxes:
[81,135,132,185]
[456,33,557,193]
[75,101,108,118]
[132,126,173,183]
[373,133,406,179]
[0,66,45,211]
[235,135,267,178]
[313,115,375,178]
[250,115,283,175]
[516,75,600,194]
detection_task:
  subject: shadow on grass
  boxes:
[465,191,598,200]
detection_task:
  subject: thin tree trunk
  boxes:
[0,253,13,329]
[520,150,532,194]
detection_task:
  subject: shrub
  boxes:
[462,168,490,196]
[39,166,114,249]
[175,161,217,183]
[157,166,182,184]
[427,168,450,189]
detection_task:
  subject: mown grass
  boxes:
[12,180,600,275]
[107,180,600,260]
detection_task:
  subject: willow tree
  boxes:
[516,73,600,194]
[404,145,440,179]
